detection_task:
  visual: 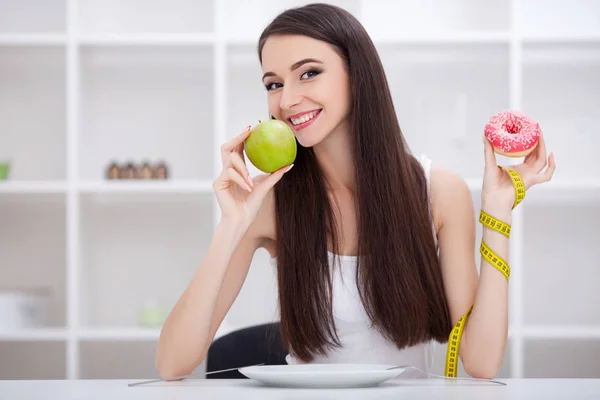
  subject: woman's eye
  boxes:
[265,82,282,91]
[301,69,321,80]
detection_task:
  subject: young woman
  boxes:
[156,3,555,379]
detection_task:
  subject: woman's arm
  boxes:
[431,164,509,379]
[155,218,261,379]
[432,131,555,379]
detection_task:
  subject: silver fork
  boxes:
[128,363,265,387]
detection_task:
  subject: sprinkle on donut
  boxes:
[484,110,541,157]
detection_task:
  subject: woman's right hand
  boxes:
[213,125,294,227]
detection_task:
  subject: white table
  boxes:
[1,378,599,399]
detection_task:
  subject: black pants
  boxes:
[206,322,288,379]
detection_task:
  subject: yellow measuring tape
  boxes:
[444,166,524,377]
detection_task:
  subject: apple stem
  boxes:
[258,120,261,124]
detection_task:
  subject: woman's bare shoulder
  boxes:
[429,163,473,235]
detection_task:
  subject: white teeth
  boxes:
[291,110,319,126]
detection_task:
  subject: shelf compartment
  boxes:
[524,338,600,378]
[522,43,600,182]
[0,0,66,34]
[522,203,600,326]
[79,45,214,181]
[0,341,66,379]
[362,0,509,40]
[377,43,510,181]
[79,192,214,328]
[80,340,162,379]
[524,180,600,204]
[77,0,214,35]
[518,0,600,38]
[0,46,66,181]
[224,248,280,332]
[430,338,512,379]
[226,44,271,177]
[0,194,66,328]
[222,0,360,41]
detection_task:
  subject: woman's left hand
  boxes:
[481,129,556,210]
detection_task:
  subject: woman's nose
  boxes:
[280,86,302,111]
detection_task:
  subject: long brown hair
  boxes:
[258,3,452,362]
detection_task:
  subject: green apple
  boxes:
[244,119,297,173]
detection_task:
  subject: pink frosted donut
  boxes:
[484,110,541,157]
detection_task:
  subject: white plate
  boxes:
[238,364,407,388]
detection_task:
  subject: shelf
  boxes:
[0,181,67,194]
[79,192,214,328]
[77,0,214,35]
[523,326,600,339]
[523,33,600,44]
[0,34,66,46]
[0,193,67,328]
[0,46,66,181]
[0,341,66,379]
[78,328,161,341]
[524,338,600,378]
[78,33,214,46]
[79,45,215,181]
[0,0,66,34]
[0,328,67,341]
[78,180,213,194]
[372,32,510,45]
[0,181,215,194]
[522,202,599,326]
[376,42,510,182]
[362,0,509,40]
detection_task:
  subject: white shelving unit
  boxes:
[0,0,599,380]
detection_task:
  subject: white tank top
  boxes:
[270,154,439,378]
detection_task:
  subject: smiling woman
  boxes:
[255,4,452,369]
[155,3,554,381]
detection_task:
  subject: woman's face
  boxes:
[261,34,351,148]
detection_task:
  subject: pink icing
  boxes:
[484,110,540,154]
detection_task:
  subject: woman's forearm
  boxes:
[155,219,248,378]
[462,202,512,379]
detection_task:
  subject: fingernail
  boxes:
[245,183,252,192]
[286,164,294,171]
[247,175,254,187]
